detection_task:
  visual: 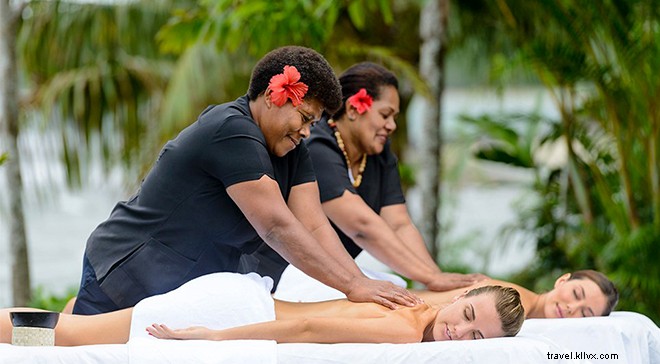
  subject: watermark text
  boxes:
[547,351,619,360]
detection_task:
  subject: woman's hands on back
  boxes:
[345,276,423,309]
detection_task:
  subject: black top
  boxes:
[84,95,316,307]
[247,118,405,287]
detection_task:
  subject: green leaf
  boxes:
[347,1,366,30]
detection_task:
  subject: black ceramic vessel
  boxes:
[10,312,60,329]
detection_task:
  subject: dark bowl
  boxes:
[10,312,60,329]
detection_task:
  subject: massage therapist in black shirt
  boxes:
[249,62,486,292]
[72,47,420,315]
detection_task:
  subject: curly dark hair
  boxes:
[333,62,399,119]
[247,46,342,114]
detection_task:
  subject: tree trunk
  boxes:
[417,0,448,261]
[1,0,31,306]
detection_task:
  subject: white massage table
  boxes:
[1,312,658,364]
[1,267,658,364]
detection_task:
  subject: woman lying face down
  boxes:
[146,285,524,344]
[0,281,524,345]
[416,270,618,320]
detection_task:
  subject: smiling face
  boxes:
[350,85,399,156]
[261,95,323,157]
[543,274,609,318]
[431,292,504,341]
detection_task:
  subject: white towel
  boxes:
[128,272,277,363]
[274,265,406,302]
[129,272,276,340]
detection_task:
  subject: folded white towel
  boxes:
[274,265,406,302]
[129,272,275,340]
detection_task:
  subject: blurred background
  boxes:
[1,0,658,324]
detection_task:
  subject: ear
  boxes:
[554,273,571,289]
[263,88,274,108]
[345,100,359,121]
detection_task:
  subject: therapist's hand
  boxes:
[344,277,423,309]
[425,272,489,292]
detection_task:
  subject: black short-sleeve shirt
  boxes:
[84,95,316,306]
[248,118,405,286]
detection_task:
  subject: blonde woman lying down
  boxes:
[1,272,524,345]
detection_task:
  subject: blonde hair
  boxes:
[466,285,525,337]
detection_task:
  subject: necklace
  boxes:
[329,120,367,187]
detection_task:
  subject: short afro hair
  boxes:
[248,46,342,114]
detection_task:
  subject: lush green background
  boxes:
[7,0,658,324]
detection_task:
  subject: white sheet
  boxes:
[128,338,275,364]
[130,272,275,340]
[0,343,127,364]
[521,312,660,363]
[1,268,658,364]
[278,334,579,364]
[2,316,658,364]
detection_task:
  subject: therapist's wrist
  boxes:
[417,268,445,286]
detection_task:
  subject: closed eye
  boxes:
[298,110,317,127]
[298,110,311,122]
[381,112,398,121]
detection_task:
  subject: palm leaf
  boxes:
[18,0,176,185]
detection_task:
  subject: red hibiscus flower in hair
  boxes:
[347,88,373,114]
[268,65,309,107]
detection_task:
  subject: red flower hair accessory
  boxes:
[347,88,373,114]
[267,65,309,107]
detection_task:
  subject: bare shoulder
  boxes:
[387,304,436,331]
[474,279,533,296]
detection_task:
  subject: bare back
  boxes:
[274,299,438,343]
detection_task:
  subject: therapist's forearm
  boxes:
[353,220,442,284]
[265,220,360,291]
[308,223,364,277]
[393,224,442,272]
[227,177,363,295]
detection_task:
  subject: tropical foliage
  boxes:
[156,0,425,152]
[453,0,660,323]
[17,0,424,184]
[17,0,176,186]
[7,0,428,303]
[28,286,77,312]
[10,0,659,324]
